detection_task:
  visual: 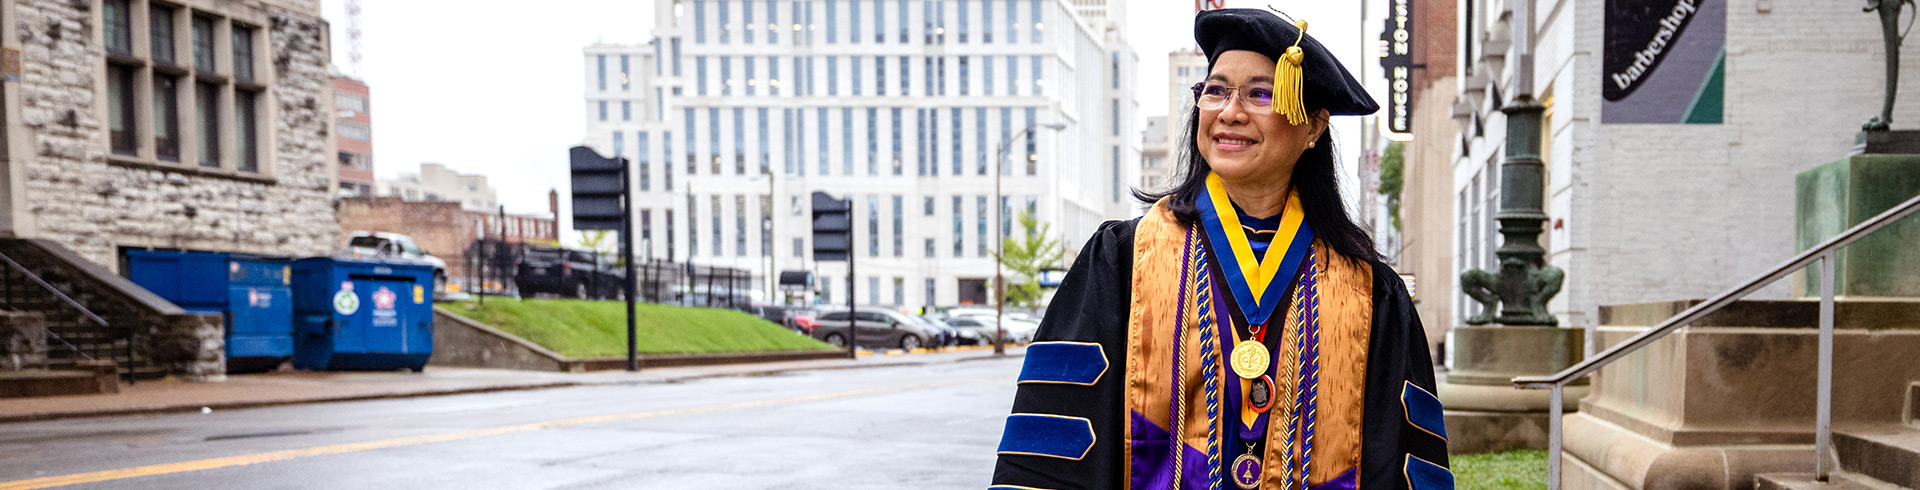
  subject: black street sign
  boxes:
[570,146,628,231]
[811,192,852,262]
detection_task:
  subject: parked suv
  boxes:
[345,231,448,292]
[514,246,626,300]
[811,308,944,350]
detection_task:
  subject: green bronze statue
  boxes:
[1459,95,1565,327]
[1865,0,1914,131]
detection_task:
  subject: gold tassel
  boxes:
[1273,20,1310,126]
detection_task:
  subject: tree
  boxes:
[575,230,623,268]
[995,210,1066,309]
[1378,141,1405,231]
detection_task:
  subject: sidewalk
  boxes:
[0,346,1025,424]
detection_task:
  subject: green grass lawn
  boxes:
[445,298,833,358]
[1454,450,1548,490]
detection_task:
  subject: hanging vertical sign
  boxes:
[1377,0,1414,141]
[1602,0,1725,123]
[1196,0,1225,12]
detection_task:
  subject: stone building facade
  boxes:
[0,0,337,271]
[1449,0,1920,331]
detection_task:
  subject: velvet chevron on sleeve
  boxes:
[990,219,1138,490]
[1357,261,1453,490]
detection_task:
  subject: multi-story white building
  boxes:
[376,163,500,213]
[1141,48,1208,198]
[584,0,1139,308]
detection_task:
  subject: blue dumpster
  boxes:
[290,257,435,371]
[125,250,293,373]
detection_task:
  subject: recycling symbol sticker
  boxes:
[333,282,360,315]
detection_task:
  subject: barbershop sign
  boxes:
[1602,0,1725,123]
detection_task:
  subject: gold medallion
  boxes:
[1230,341,1269,379]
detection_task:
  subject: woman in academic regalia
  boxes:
[989,9,1452,490]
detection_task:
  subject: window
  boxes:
[612,130,625,157]
[767,0,777,43]
[710,108,722,174]
[336,93,368,113]
[622,100,632,121]
[817,108,830,175]
[826,0,837,43]
[712,196,723,256]
[695,0,707,42]
[192,16,215,72]
[925,238,935,258]
[1112,145,1122,202]
[598,101,608,121]
[899,0,909,43]
[983,0,993,43]
[959,56,969,95]
[1025,107,1038,175]
[923,197,935,216]
[150,6,175,65]
[153,74,179,161]
[922,0,933,44]
[875,56,885,95]
[1008,0,1019,42]
[977,196,988,257]
[1111,98,1120,136]
[743,0,755,43]
[656,42,664,76]
[197,86,219,167]
[665,131,674,190]
[936,0,947,43]
[821,277,832,303]
[1031,0,1043,42]
[1007,55,1019,96]
[783,108,795,174]
[1111,51,1122,89]
[794,237,804,258]
[105,0,132,55]
[891,195,903,257]
[842,108,854,175]
[937,57,947,96]
[1032,55,1044,94]
[851,56,862,95]
[719,0,730,43]
[923,57,933,96]
[769,55,780,95]
[745,57,756,95]
[734,107,746,174]
[639,132,652,191]
[975,108,987,175]
[685,108,697,174]
[866,108,878,175]
[894,278,904,307]
[869,277,880,305]
[916,109,927,176]
[876,0,887,43]
[999,108,1012,175]
[868,196,880,257]
[950,109,962,175]
[761,195,773,257]
[890,108,902,175]
[672,38,683,76]
[721,56,732,95]
[697,56,708,95]
[1001,196,1011,238]
[952,196,964,257]
[758,107,770,175]
[827,56,838,96]
[596,54,607,91]
[983,57,993,95]
[736,195,748,256]
[850,0,860,43]
[958,0,969,43]
[108,64,137,155]
[929,108,940,174]
[900,55,910,95]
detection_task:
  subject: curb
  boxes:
[0,351,1026,424]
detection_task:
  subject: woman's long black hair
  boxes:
[1133,105,1382,263]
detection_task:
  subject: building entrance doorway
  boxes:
[956,278,988,305]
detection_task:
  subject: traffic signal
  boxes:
[569,146,627,231]
[811,192,851,261]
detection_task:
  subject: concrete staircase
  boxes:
[1756,427,1920,489]
[0,238,224,383]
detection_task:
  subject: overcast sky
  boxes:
[320,0,1373,217]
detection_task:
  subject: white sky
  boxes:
[320,0,1373,217]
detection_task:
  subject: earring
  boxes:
[1306,142,1316,148]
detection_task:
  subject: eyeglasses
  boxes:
[1191,81,1275,111]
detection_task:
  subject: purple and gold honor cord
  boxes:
[1168,228,1196,490]
[1278,252,1322,490]
[1198,246,1223,490]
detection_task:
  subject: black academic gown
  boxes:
[990,219,1449,490]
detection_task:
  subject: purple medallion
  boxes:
[1232,453,1262,489]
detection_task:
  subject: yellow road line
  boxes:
[0,376,1006,490]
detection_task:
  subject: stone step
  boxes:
[1756,472,1905,490]
[0,365,118,398]
[1834,427,1920,487]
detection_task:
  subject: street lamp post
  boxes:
[993,122,1067,356]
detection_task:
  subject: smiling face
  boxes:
[1198,50,1329,187]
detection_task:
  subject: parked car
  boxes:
[345,231,448,292]
[924,315,985,345]
[942,309,1040,344]
[791,310,818,334]
[514,246,625,300]
[811,308,945,350]
[749,305,801,331]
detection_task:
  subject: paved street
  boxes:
[0,356,1022,489]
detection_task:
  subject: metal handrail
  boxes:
[0,249,126,384]
[1512,192,1920,488]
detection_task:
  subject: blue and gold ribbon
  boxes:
[1196,173,1315,328]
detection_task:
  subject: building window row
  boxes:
[637,105,1050,180]
[683,54,1044,98]
[684,0,1048,47]
[105,0,266,173]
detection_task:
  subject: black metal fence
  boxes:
[459,238,755,310]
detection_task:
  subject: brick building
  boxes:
[336,196,558,281]
[0,0,337,270]
[334,75,372,196]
